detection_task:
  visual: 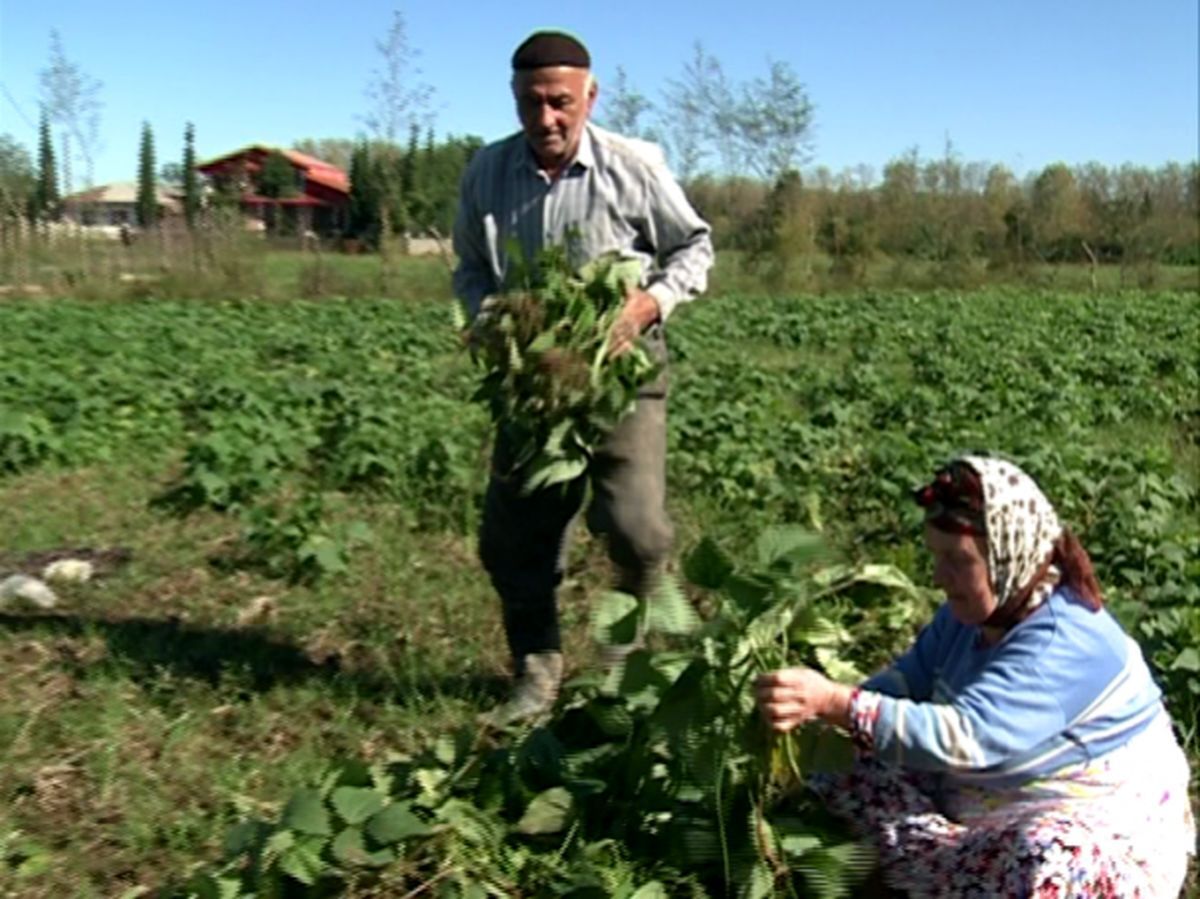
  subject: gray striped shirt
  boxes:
[452,123,713,321]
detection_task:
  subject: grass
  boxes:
[0,457,626,897]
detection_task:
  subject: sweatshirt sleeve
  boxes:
[852,615,1066,772]
[861,606,951,700]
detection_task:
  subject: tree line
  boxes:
[689,153,1199,272]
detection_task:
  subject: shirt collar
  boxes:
[515,124,595,178]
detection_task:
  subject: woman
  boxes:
[756,455,1195,897]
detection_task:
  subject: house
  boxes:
[61,181,182,228]
[196,145,349,236]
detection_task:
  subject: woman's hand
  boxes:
[755,667,854,733]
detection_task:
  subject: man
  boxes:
[453,29,714,724]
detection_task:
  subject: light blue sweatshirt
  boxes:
[861,587,1166,790]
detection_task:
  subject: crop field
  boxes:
[0,285,1197,896]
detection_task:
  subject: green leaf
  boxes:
[590,590,640,645]
[723,574,772,612]
[277,837,325,885]
[847,563,922,595]
[795,839,877,897]
[790,606,851,647]
[327,758,373,789]
[365,801,433,844]
[433,734,458,766]
[613,649,671,708]
[518,728,567,781]
[413,767,448,801]
[629,883,670,899]
[523,456,588,493]
[585,697,634,737]
[644,575,701,636]
[301,535,347,575]
[778,831,824,858]
[648,658,710,733]
[684,537,735,589]
[221,820,266,858]
[280,789,331,836]
[182,873,243,899]
[344,520,373,544]
[263,828,295,861]
[815,645,864,683]
[755,526,826,569]
[740,860,775,899]
[515,786,573,835]
[437,798,503,846]
[330,786,385,825]
[672,816,721,864]
[1171,647,1200,671]
[331,826,395,867]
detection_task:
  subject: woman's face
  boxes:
[925,525,997,626]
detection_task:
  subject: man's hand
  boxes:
[463,296,500,354]
[755,667,853,733]
[608,288,661,358]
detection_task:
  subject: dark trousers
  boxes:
[478,329,673,664]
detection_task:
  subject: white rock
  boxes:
[0,575,59,609]
[41,556,96,585]
[42,558,95,584]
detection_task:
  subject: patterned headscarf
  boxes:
[916,455,1063,614]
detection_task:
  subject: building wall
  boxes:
[64,202,136,226]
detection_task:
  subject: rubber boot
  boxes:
[479,651,563,728]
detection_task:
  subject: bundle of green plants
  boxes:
[177,528,939,898]
[456,245,663,492]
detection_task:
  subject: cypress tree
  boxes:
[136,121,157,228]
[347,141,380,244]
[32,108,59,221]
[182,122,199,228]
[402,122,425,229]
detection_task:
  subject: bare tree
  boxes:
[38,29,103,195]
[599,66,654,139]
[658,43,721,181]
[363,9,434,144]
[658,45,813,184]
[734,59,814,183]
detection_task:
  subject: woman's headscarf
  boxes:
[915,455,1102,625]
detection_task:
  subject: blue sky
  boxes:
[1,0,1196,190]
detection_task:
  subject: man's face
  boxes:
[512,66,597,171]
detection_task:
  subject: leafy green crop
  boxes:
[178,528,934,898]
[462,247,662,492]
[0,288,1195,895]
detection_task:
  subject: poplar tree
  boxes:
[32,108,60,221]
[136,121,157,228]
[183,122,200,228]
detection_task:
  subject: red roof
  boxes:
[198,144,349,195]
[301,166,350,193]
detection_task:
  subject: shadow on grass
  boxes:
[0,610,507,703]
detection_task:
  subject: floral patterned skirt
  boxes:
[811,714,1195,898]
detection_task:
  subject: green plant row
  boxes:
[176,529,938,898]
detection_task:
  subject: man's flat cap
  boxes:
[511,30,591,70]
